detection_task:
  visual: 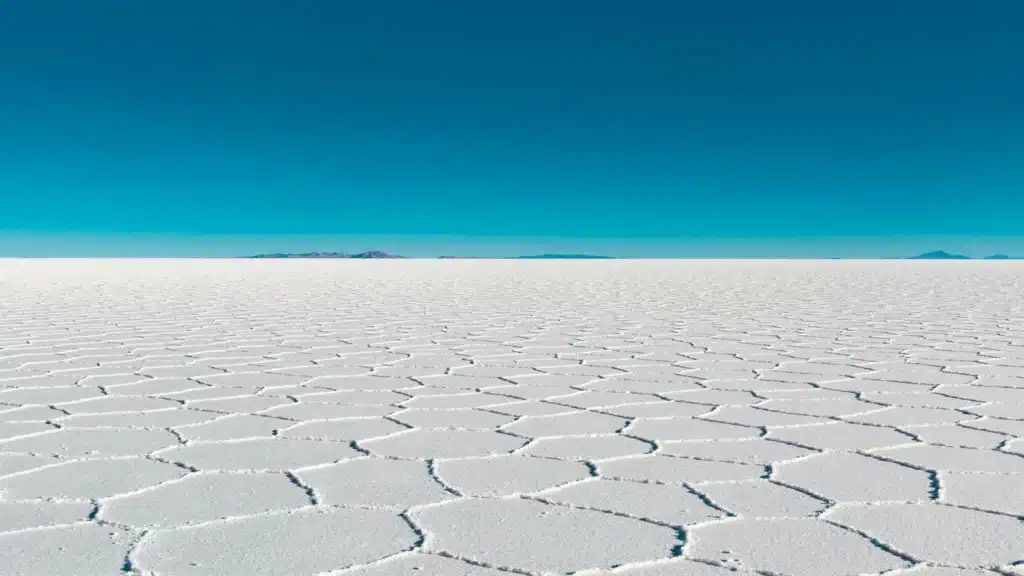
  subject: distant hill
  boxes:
[247,251,403,259]
[513,254,615,259]
[349,251,403,259]
[908,251,970,260]
[905,251,1024,260]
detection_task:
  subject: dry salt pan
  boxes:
[0,259,1021,575]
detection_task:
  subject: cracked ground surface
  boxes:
[0,259,1022,576]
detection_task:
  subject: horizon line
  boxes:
[0,252,1020,260]
[2,232,1023,259]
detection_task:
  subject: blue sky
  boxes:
[1,1,1021,257]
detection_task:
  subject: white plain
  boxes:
[0,259,1022,576]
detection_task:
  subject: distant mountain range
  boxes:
[244,250,1022,260]
[513,254,614,259]
[438,254,617,259]
[250,252,616,259]
[247,251,403,259]
[908,250,971,260]
[909,251,1023,260]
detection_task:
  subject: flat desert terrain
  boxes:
[0,259,1022,576]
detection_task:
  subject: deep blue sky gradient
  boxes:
[1,1,1021,255]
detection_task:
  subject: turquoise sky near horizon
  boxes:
[1,1,1022,257]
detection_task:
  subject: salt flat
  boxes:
[0,259,1022,576]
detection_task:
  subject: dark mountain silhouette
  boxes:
[438,254,615,259]
[905,251,1023,260]
[514,254,615,259]
[247,251,403,259]
[908,251,969,260]
[349,251,403,259]
[247,252,615,259]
